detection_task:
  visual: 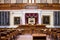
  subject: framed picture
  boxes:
[42,16,50,25]
[14,17,20,25]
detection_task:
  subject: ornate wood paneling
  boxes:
[0,3,60,10]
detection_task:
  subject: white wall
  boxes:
[41,10,54,28]
[11,9,53,28]
[22,9,41,25]
[10,10,23,28]
[10,9,41,28]
[10,10,60,28]
[0,9,60,28]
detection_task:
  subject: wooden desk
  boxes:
[17,25,46,35]
[18,25,46,29]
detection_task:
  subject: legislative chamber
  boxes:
[0,0,60,40]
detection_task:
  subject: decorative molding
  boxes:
[0,3,60,10]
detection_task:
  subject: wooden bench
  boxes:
[0,28,20,40]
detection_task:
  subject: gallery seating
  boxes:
[0,26,60,40]
[0,28,20,40]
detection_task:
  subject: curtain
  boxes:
[0,11,10,26]
[25,13,38,24]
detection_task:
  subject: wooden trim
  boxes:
[0,3,60,10]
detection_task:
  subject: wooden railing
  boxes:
[0,3,60,10]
